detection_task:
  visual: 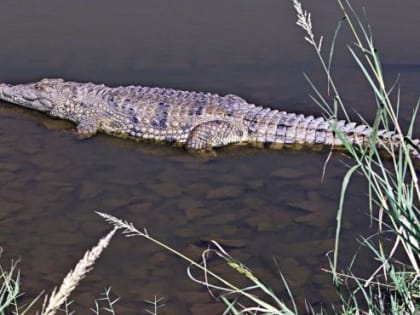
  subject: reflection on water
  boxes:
[0,0,419,314]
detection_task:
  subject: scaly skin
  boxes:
[0,78,418,158]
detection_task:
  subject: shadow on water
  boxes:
[0,0,419,314]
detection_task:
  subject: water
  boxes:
[0,1,419,314]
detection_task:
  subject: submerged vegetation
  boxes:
[1,0,419,314]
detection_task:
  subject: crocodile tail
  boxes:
[329,123,420,160]
[250,110,420,159]
[405,138,420,160]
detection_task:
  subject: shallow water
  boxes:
[0,1,419,314]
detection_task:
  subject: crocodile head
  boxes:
[0,78,66,112]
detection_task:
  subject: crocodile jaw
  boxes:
[0,83,53,112]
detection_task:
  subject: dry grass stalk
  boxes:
[292,0,322,50]
[39,227,118,315]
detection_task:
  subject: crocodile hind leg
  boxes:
[186,120,247,153]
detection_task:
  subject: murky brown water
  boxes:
[0,1,419,314]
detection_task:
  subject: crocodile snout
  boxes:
[0,83,52,112]
[0,83,13,97]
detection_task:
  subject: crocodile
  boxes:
[0,78,418,158]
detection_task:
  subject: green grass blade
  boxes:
[333,164,360,283]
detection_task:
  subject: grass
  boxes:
[1,0,419,314]
[292,0,419,313]
[91,287,120,315]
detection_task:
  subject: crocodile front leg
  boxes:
[76,117,100,139]
[49,105,100,139]
[186,120,247,151]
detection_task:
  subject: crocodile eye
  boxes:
[34,84,43,90]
